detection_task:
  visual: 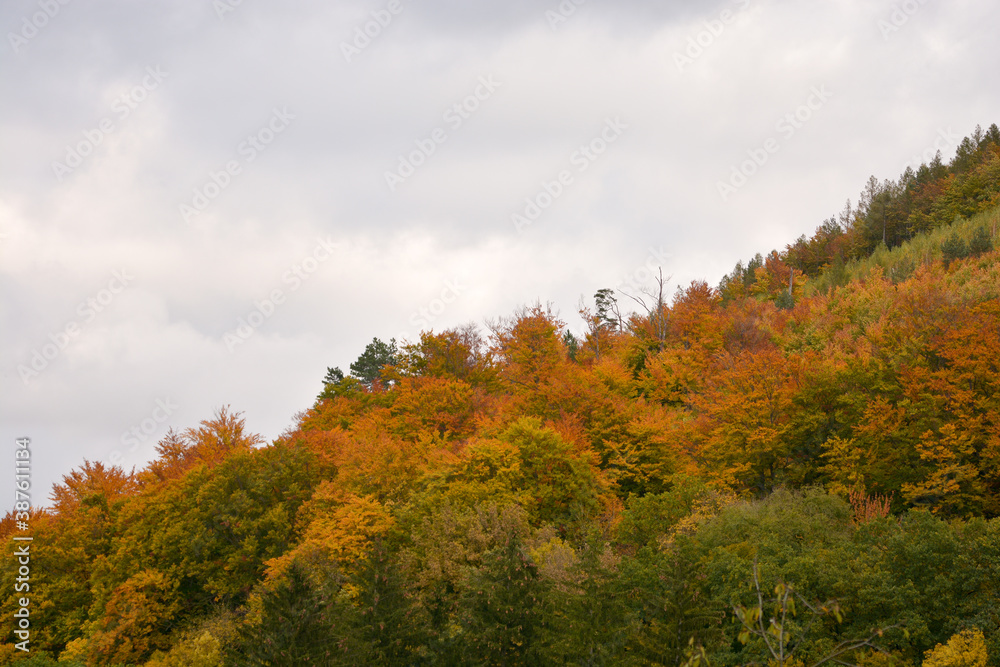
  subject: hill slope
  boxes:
[3,133,1000,666]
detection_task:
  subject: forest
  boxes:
[3,125,1000,666]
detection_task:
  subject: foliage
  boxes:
[14,130,1000,664]
[968,226,993,255]
[921,629,988,667]
[349,337,399,388]
[459,525,550,665]
[732,560,896,667]
[145,614,232,667]
[323,365,345,385]
[722,125,1000,303]
[941,232,969,267]
[87,569,181,665]
[224,560,347,666]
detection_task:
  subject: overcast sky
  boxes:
[2,0,998,505]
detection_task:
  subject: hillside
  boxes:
[3,130,1000,666]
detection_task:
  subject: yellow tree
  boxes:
[922,629,988,667]
[87,569,181,665]
[690,348,800,494]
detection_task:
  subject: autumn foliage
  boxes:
[3,130,1000,665]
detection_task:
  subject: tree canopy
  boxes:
[4,126,1000,666]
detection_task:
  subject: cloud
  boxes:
[1,0,998,503]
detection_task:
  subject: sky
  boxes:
[2,0,998,506]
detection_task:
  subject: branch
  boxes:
[753,559,779,661]
[808,627,902,667]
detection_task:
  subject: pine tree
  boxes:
[350,337,399,388]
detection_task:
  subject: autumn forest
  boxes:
[4,125,1000,666]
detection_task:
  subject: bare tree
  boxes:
[578,297,604,361]
[619,267,670,351]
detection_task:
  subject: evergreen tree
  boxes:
[969,226,994,255]
[774,290,795,310]
[941,231,969,267]
[461,531,550,666]
[562,330,579,361]
[594,288,621,331]
[348,541,421,665]
[350,337,399,388]
[224,562,347,666]
[323,366,345,385]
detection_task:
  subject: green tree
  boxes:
[224,561,347,666]
[618,543,722,667]
[110,440,318,617]
[461,528,550,665]
[323,366,345,385]
[941,231,969,267]
[968,226,993,255]
[540,542,630,665]
[594,288,622,331]
[563,330,580,362]
[348,540,421,664]
[350,337,399,388]
[732,560,896,667]
[774,290,795,310]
